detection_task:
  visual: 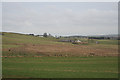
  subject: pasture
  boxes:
[2,57,118,78]
[2,32,119,78]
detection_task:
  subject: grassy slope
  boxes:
[2,32,118,78]
[2,32,118,45]
[2,32,72,56]
[2,32,59,45]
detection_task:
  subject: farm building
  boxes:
[75,40,81,43]
[59,39,74,42]
[59,39,83,44]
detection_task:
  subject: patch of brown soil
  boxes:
[25,44,118,56]
[3,43,118,56]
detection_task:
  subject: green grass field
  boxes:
[2,57,118,78]
[2,32,119,78]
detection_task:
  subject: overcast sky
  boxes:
[2,2,118,36]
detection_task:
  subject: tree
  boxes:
[48,33,54,37]
[48,34,52,37]
[43,33,47,37]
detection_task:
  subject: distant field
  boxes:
[2,57,118,78]
[2,32,119,78]
[2,32,118,57]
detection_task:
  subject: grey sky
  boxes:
[2,2,118,36]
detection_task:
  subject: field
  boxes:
[2,57,118,78]
[1,32,119,78]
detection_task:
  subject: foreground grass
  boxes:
[2,57,118,78]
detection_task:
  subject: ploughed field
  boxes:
[1,32,119,78]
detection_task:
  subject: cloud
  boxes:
[2,2,118,35]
